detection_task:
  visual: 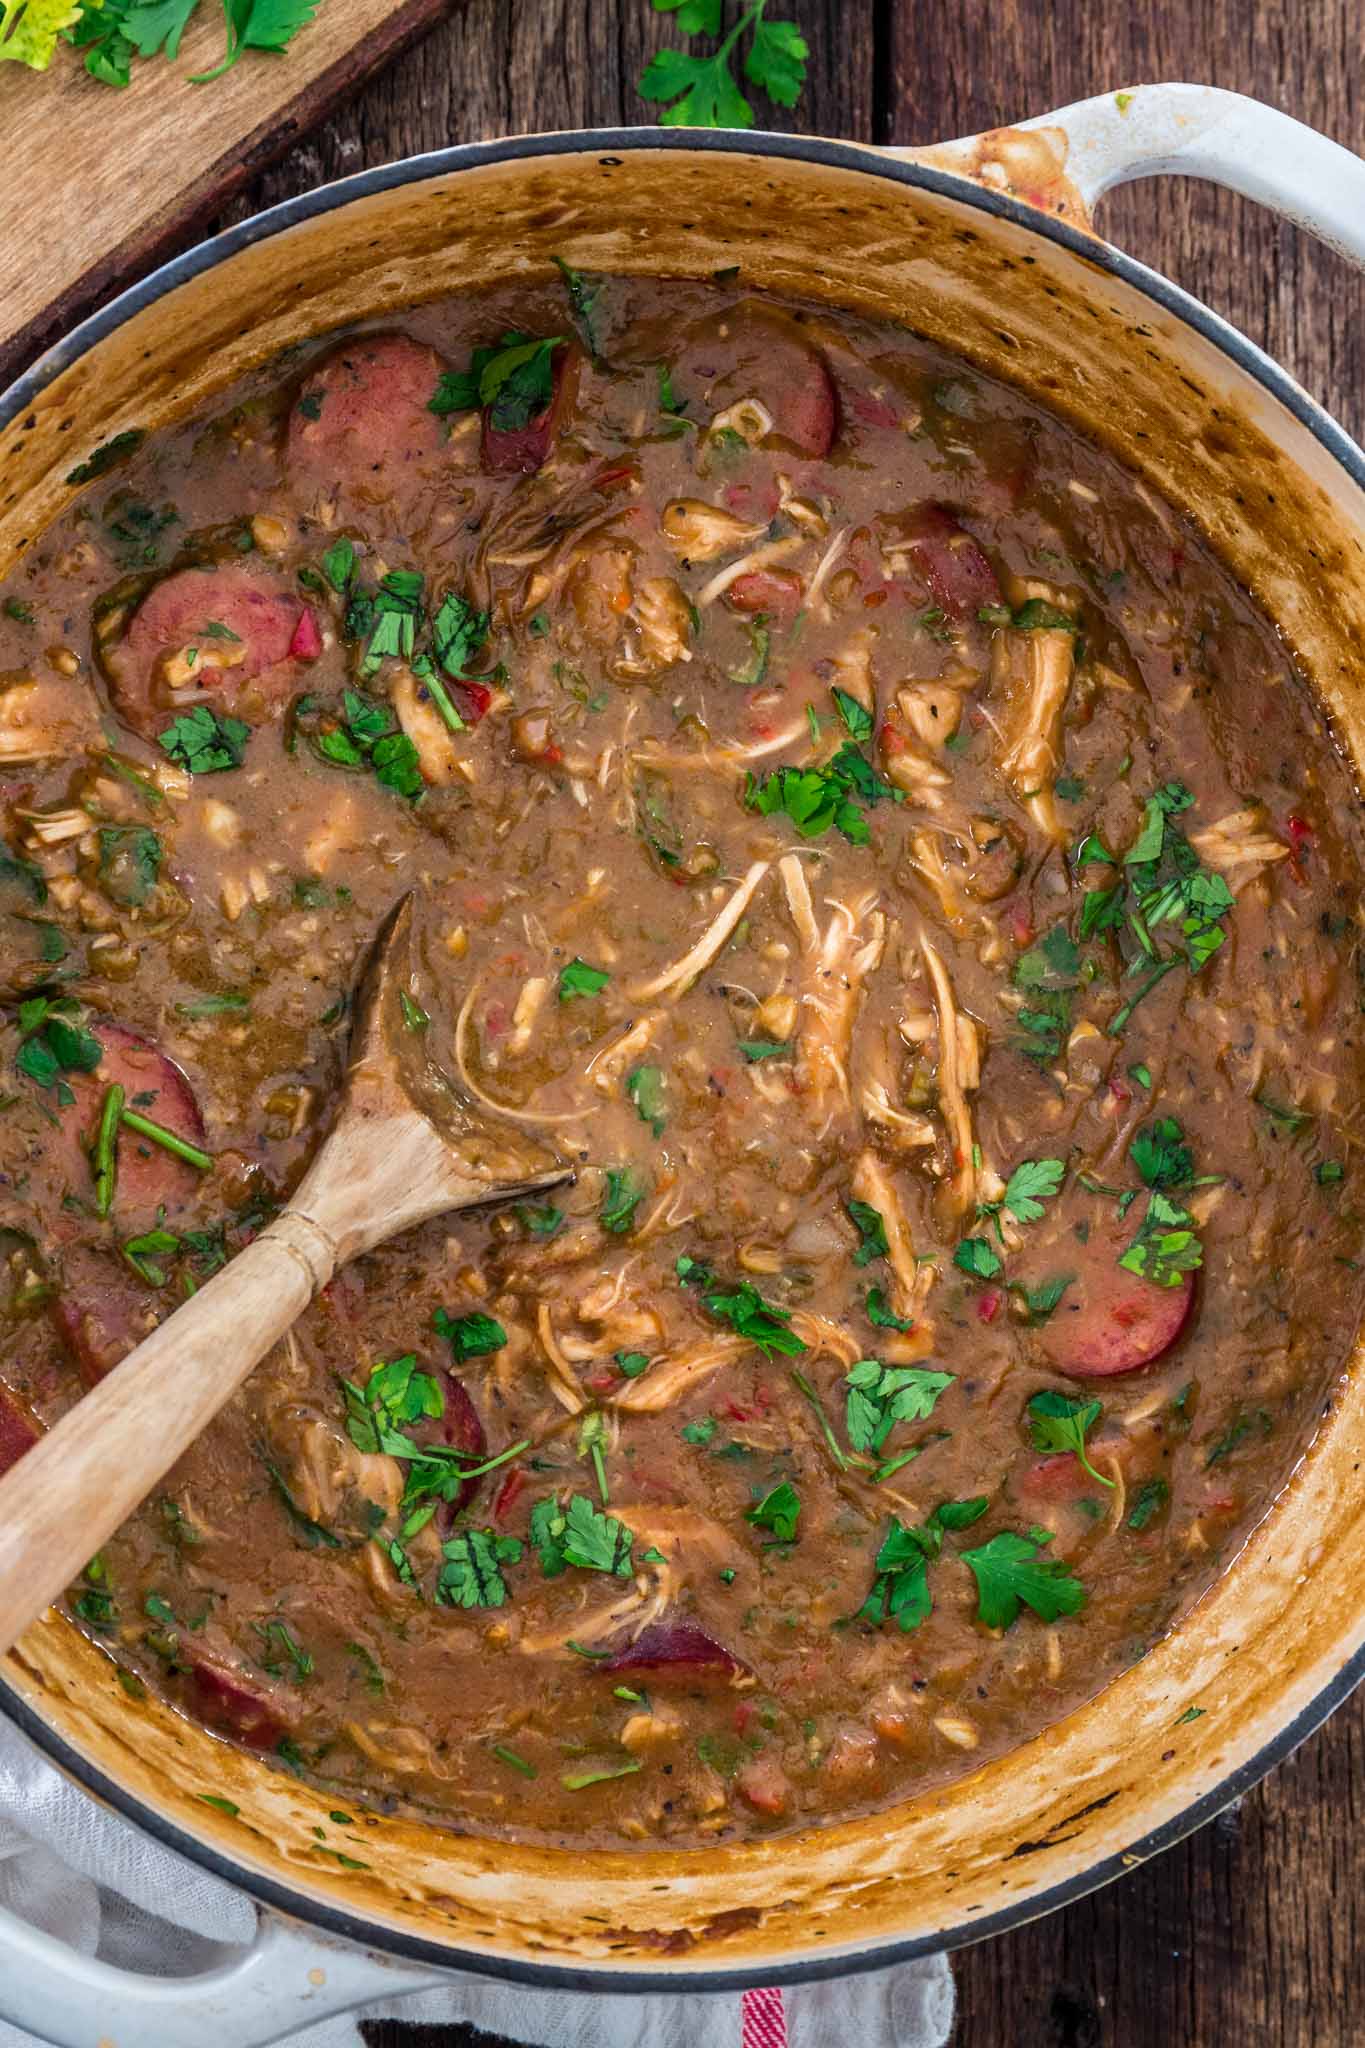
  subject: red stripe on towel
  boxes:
[741,1986,788,2048]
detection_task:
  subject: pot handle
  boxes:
[0,1898,447,2048]
[895,83,1365,268]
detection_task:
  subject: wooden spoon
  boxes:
[0,892,571,1657]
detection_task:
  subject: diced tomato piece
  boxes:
[1018,1452,1091,1502]
[458,678,493,721]
[492,1467,527,1523]
[287,606,322,660]
[734,1755,790,1815]
[976,1287,1003,1324]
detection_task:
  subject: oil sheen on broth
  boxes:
[0,274,1362,1848]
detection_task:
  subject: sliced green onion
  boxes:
[491,1743,537,1779]
[92,1082,124,1217]
[561,1758,641,1790]
[119,1109,213,1173]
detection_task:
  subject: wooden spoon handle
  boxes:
[0,1213,336,1658]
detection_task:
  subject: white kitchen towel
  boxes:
[0,1719,954,2048]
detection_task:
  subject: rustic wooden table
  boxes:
[133,1,1365,2041]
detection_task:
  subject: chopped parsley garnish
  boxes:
[865,1285,912,1332]
[342,1354,444,1457]
[1011,1274,1074,1325]
[615,1349,651,1378]
[676,1255,806,1357]
[357,570,423,677]
[1026,1390,1115,1488]
[1204,1408,1271,1468]
[1316,1160,1345,1186]
[518,1203,566,1237]
[175,993,249,1018]
[737,1038,792,1063]
[434,1309,507,1361]
[845,1358,954,1456]
[558,957,610,1000]
[729,621,770,688]
[429,333,564,432]
[561,1758,641,1790]
[745,1480,801,1542]
[846,1197,888,1267]
[256,1618,313,1681]
[1011,923,1080,1063]
[65,430,144,486]
[122,1227,180,1286]
[437,1529,523,1608]
[15,997,102,1094]
[830,687,874,741]
[1130,1118,1194,1192]
[529,1493,633,1578]
[953,1237,1002,1282]
[429,591,491,685]
[998,1157,1066,1225]
[600,1167,647,1234]
[960,1529,1086,1628]
[398,991,429,1033]
[553,255,603,356]
[1118,1188,1203,1289]
[312,689,424,801]
[854,1518,931,1632]
[321,537,355,591]
[744,741,900,847]
[1257,1092,1313,1135]
[681,1415,718,1446]
[626,1064,667,1137]
[855,1498,989,1632]
[1127,1477,1169,1531]
[1011,599,1078,632]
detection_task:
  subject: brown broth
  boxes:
[1,275,1363,1848]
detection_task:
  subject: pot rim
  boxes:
[3,121,1364,1993]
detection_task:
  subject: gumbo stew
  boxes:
[1,274,1362,1848]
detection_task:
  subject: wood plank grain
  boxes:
[0,0,455,389]
[884,0,1365,441]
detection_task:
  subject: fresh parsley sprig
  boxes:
[57,0,319,88]
[639,0,808,130]
[1026,1390,1115,1489]
[854,1498,989,1632]
[745,742,901,847]
[960,1527,1086,1629]
[676,1254,806,1357]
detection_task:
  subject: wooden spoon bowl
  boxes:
[0,891,570,1657]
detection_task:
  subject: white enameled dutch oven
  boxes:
[1,80,1364,2048]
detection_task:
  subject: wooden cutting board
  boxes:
[0,0,455,387]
